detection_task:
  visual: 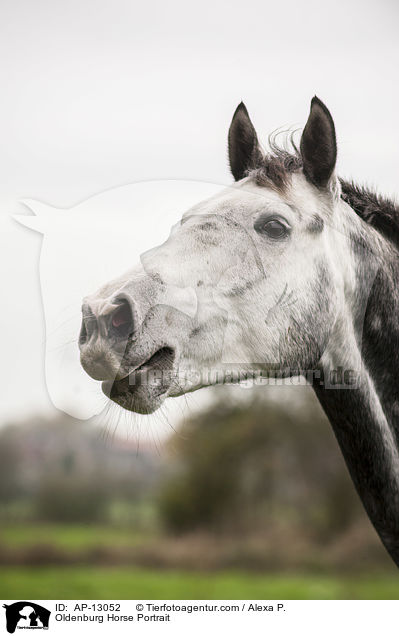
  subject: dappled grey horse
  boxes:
[79,97,399,566]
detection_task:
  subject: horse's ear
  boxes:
[228,102,262,181]
[300,96,337,189]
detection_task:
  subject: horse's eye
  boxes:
[255,217,290,239]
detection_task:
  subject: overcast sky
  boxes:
[0,0,398,431]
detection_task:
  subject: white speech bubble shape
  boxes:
[15,180,222,419]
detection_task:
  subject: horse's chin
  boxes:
[101,345,175,414]
[102,380,166,414]
[102,376,170,414]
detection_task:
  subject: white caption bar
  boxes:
[1,599,398,635]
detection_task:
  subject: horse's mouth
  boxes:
[102,346,176,413]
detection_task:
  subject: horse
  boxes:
[79,96,399,566]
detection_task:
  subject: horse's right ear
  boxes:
[228,102,262,181]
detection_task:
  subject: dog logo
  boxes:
[2,602,50,633]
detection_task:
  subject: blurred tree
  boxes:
[158,387,364,539]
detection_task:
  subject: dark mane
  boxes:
[340,180,399,250]
[250,139,399,250]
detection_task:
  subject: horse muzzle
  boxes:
[79,289,180,412]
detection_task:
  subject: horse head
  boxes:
[79,97,364,413]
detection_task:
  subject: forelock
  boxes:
[248,132,303,192]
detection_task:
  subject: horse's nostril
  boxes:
[111,300,134,338]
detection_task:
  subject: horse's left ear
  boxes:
[300,96,337,189]
[228,102,263,181]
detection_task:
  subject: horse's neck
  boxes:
[314,371,399,565]
[362,260,399,442]
[314,235,399,565]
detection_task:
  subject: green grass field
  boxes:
[0,523,397,600]
[0,567,398,600]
